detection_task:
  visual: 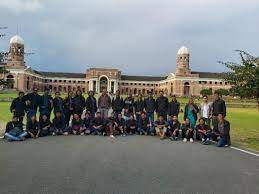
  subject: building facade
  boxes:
[0,35,231,96]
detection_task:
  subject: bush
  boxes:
[200,88,212,96]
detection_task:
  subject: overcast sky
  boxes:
[0,0,258,76]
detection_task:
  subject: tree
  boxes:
[214,88,230,96]
[0,26,9,89]
[220,50,259,109]
[200,88,212,96]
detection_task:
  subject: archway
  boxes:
[6,75,14,89]
[99,76,108,92]
[183,82,190,96]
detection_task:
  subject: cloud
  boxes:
[0,0,42,13]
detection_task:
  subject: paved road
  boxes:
[1,135,259,194]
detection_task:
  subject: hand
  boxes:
[36,135,39,138]
[12,109,16,112]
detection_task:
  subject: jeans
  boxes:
[99,108,109,120]
[202,117,211,128]
[91,127,103,135]
[26,109,37,123]
[5,131,28,141]
[138,127,152,134]
[136,113,141,122]
[212,116,218,129]
[217,138,227,147]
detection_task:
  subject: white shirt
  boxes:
[201,103,210,118]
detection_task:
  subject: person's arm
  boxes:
[223,100,226,117]
[36,124,40,138]
[10,99,15,113]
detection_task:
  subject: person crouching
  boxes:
[167,115,181,141]
[70,113,84,135]
[26,115,40,139]
[4,116,27,141]
[181,118,194,143]
[39,114,52,137]
[154,115,169,140]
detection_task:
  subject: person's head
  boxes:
[88,90,94,97]
[141,112,146,119]
[102,89,107,95]
[159,90,164,97]
[138,93,142,100]
[199,118,205,125]
[85,111,91,119]
[125,108,129,114]
[214,91,220,100]
[73,113,80,120]
[12,116,18,123]
[31,115,36,122]
[44,88,50,95]
[148,91,153,98]
[76,89,82,96]
[18,91,24,98]
[158,115,164,121]
[55,91,61,98]
[42,114,48,121]
[33,87,38,94]
[118,113,122,119]
[172,115,178,122]
[96,111,101,118]
[171,94,176,101]
[128,93,132,98]
[188,96,194,104]
[203,95,208,103]
[185,118,190,125]
[218,113,224,123]
[129,114,135,120]
[68,91,73,97]
[115,90,120,97]
[55,111,62,118]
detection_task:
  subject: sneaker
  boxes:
[122,133,126,137]
[183,138,187,142]
[80,132,84,136]
[150,133,155,136]
[190,138,194,143]
[52,132,56,136]
[202,138,205,142]
[110,134,115,139]
[64,132,69,135]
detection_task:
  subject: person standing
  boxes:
[39,88,53,122]
[199,95,212,127]
[168,94,180,119]
[212,92,226,129]
[64,91,74,126]
[156,90,168,120]
[134,94,145,122]
[24,88,40,123]
[53,91,64,115]
[124,93,134,114]
[144,91,156,130]
[184,97,199,128]
[111,90,124,119]
[98,89,111,120]
[85,90,97,119]
[10,91,26,124]
[72,89,85,117]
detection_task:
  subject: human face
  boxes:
[172,116,177,122]
[159,91,163,96]
[215,93,219,100]
[43,115,48,121]
[199,119,204,125]
[189,98,193,104]
[19,92,24,98]
[118,114,122,119]
[185,118,190,125]
[172,96,176,101]
[159,116,163,121]
[203,96,208,103]
[74,114,79,120]
[12,117,18,123]
[218,114,224,122]
[31,116,36,122]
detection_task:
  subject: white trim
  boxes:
[230,146,259,157]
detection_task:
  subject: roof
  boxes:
[38,71,85,79]
[191,71,226,79]
[177,46,189,55]
[121,75,167,81]
[10,35,24,45]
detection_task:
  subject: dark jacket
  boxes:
[72,95,85,114]
[213,120,231,145]
[52,117,65,130]
[91,117,104,127]
[39,119,52,129]
[115,118,125,127]
[168,100,180,117]
[53,97,64,113]
[156,96,169,114]
[168,120,181,131]
[24,92,40,111]
[184,103,199,122]
[181,123,193,132]
[134,99,145,113]
[154,120,169,128]
[64,96,74,113]
[26,120,40,135]
[124,97,134,113]
[144,98,156,113]
[10,97,26,116]
[138,117,150,129]
[71,118,83,129]
[39,94,53,114]
[196,124,210,132]
[85,96,97,113]
[126,119,138,128]
[5,121,23,134]
[83,118,92,129]
[112,96,124,112]
[212,98,226,117]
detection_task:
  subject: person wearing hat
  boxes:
[168,94,180,119]
[10,91,26,124]
[23,87,40,123]
[39,88,53,122]
[155,90,169,121]
[85,90,97,119]
[4,116,27,141]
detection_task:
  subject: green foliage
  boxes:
[215,88,230,96]
[200,88,212,96]
[0,66,9,88]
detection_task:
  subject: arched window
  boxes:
[183,82,190,96]
[6,75,14,89]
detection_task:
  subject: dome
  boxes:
[177,46,189,55]
[10,35,24,45]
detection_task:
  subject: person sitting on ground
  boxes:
[181,118,194,143]
[206,113,231,147]
[123,108,131,121]
[91,112,104,135]
[196,118,210,143]
[26,115,40,139]
[138,112,151,135]
[167,115,181,141]
[114,113,126,136]
[154,115,169,140]
[71,113,84,135]
[4,116,27,141]
[52,111,67,135]
[105,114,116,138]
[39,114,52,137]
[83,111,92,135]
[126,114,138,135]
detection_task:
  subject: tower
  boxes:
[176,46,190,75]
[7,35,25,68]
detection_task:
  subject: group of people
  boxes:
[3,87,231,147]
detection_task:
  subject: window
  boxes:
[209,81,212,84]
[220,82,222,85]
[69,80,71,83]
[215,82,217,85]
[199,81,202,84]
[225,82,228,85]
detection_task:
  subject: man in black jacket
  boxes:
[64,91,74,126]
[72,89,85,117]
[112,90,124,119]
[156,90,168,120]
[39,88,53,122]
[124,93,134,114]
[53,91,64,114]
[85,90,97,119]
[212,92,226,129]
[4,116,27,141]
[134,94,145,122]
[10,91,26,124]
[23,88,40,123]
[144,91,156,130]
[168,94,180,118]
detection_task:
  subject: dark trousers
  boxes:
[182,129,194,139]
[168,129,179,137]
[126,126,137,134]
[64,111,73,126]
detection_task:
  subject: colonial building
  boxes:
[0,35,231,96]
